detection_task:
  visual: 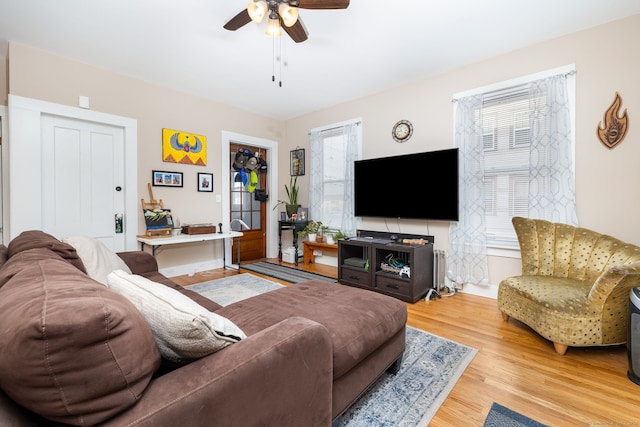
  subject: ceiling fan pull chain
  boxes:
[272,36,276,83]
[279,36,283,87]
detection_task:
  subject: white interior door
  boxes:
[41,115,125,251]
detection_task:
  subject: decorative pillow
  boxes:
[7,230,87,273]
[106,270,246,363]
[0,258,160,426]
[62,235,131,284]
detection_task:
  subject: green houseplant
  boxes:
[298,220,323,241]
[333,230,348,240]
[273,176,300,218]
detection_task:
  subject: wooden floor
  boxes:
[171,259,640,427]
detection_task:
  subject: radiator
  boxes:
[433,250,447,291]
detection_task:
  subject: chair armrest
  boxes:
[101,317,333,427]
[117,251,159,275]
[588,262,640,305]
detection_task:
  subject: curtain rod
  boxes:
[308,120,361,135]
[451,69,576,103]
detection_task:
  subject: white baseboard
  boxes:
[459,282,498,299]
[159,258,224,278]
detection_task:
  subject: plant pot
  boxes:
[326,235,335,244]
[316,236,324,243]
[308,233,317,242]
[285,204,300,219]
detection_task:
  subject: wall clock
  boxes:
[392,120,413,143]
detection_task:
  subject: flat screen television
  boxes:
[354,148,459,221]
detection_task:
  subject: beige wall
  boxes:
[285,14,640,295]
[2,13,639,294]
[6,42,285,271]
[0,55,7,105]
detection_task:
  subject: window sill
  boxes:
[487,245,521,259]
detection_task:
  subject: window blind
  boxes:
[481,84,531,246]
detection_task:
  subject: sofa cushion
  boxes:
[106,269,246,363]
[0,258,160,426]
[62,235,132,284]
[216,280,407,379]
[0,248,69,289]
[7,230,86,273]
[0,245,8,270]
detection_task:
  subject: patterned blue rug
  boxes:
[336,326,477,426]
[188,274,477,426]
[483,403,549,427]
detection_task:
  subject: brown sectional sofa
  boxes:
[0,231,407,426]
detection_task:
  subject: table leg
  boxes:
[236,236,241,269]
[278,225,283,261]
[293,233,299,266]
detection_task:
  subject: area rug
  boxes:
[187,273,477,426]
[483,403,549,427]
[240,261,337,284]
[184,273,283,306]
[335,326,477,427]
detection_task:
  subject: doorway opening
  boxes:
[230,143,268,263]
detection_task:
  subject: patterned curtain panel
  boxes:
[309,130,323,221]
[340,123,360,236]
[309,123,361,236]
[448,94,490,286]
[528,74,578,225]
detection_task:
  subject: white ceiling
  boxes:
[1,0,639,120]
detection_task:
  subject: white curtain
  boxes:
[309,123,360,236]
[448,94,490,286]
[309,130,323,219]
[448,72,576,287]
[528,74,578,225]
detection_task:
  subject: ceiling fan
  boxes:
[224,0,350,43]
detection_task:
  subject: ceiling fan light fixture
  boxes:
[247,0,268,23]
[266,17,282,37]
[278,4,299,27]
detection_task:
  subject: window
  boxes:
[319,131,347,227]
[309,120,361,236]
[455,66,576,251]
[482,87,532,246]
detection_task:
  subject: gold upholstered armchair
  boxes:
[498,217,640,355]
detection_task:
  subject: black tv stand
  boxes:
[338,230,434,303]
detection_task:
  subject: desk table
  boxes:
[137,231,243,269]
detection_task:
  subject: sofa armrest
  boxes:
[101,317,333,427]
[589,261,640,305]
[117,251,159,275]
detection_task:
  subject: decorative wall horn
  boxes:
[597,92,629,149]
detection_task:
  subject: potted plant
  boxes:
[298,220,323,242]
[333,231,349,241]
[317,224,330,243]
[272,176,300,218]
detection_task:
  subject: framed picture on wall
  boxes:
[197,172,213,192]
[290,148,305,176]
[152,170,183,187]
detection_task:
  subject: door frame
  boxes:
[221,131,279,266]
[0,105,6,244]
[7,95,138,249]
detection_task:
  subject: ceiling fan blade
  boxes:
[283,17,308,43]
[223,9,252,31]
[296,0,349,9]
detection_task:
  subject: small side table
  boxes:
[278,220,308,266]
[302,241,338,264]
